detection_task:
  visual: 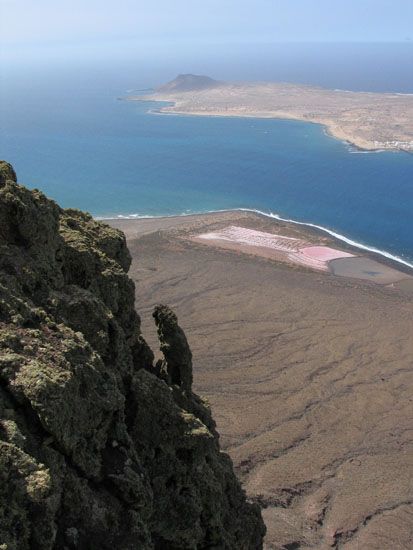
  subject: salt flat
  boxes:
[195,224,409,283]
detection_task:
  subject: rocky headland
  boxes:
[0,161,265,549]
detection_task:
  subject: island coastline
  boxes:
[126,77,413,153]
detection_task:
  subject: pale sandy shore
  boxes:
[108,211,413,549]
[129,81,413,152]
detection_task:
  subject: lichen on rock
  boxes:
[0,161,265,549]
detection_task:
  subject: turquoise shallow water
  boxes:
[1,63,413,266]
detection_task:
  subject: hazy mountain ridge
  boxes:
[0,161,265,549]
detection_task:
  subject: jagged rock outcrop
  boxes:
[0,161,265,549]
[153,305,193,392]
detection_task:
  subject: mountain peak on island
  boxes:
[157,73,221,93]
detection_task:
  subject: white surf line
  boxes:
[97,207,413,271]
[237,208,413,271]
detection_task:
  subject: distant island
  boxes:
[156,73,222,93]
[128,74,413,152]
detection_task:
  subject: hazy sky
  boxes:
[1,0,413,62]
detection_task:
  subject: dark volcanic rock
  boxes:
[0,162,17,186]
[156,74,221,93]
[0,162,265,549]
[153,304,193,392]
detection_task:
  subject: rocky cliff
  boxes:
[0,161,265,549]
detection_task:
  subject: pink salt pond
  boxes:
[196,226,355,271]
[195,226,411,284]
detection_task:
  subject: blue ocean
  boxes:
[1,43,413,266]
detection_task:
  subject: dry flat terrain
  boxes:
[109,211,413,549]
[132,77,413,152]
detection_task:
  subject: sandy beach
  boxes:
[129,79,413,152]
[108,210,413,549]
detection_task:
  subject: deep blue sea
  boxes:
[1,43,413,266]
